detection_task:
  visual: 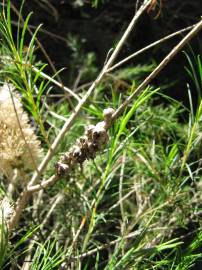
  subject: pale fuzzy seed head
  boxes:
[0,83,42,181]
[85,124,95,140]
[103,108,115,119]
[103,108,114,129]
[92,122,109,145]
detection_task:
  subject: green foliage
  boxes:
[30,240,64,270]
[184,52,202,101]
[166,231,202,270]
[115,63,155,83]
[2,226,38,269]
[91,0,110,8]
[66,34,98,85]
[44,83,201,269]
[0,0,55,144]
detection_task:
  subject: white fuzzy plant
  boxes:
[0,83,41,181]
[0,83,41,227]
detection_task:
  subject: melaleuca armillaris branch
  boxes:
[27,108,115,192]
[8,11,202,233]
[28,0,152,188]
[8,0,152,232]
[27,18,202,194]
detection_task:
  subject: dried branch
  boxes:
[107,23,196,73]
[111,19,202,121]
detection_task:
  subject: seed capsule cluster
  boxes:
[56,108,115,176]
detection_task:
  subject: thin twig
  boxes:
[62,24,196,96]
[108,186,137,213]
[31,65,81,102]
[107,23,196,73]
[27,175,58,192]
[119,153,126,225]
[67,216,87,259]
[111,19,202,121]
[42,193,64,227]
[11,20,68,43]
[70,226,170,260]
